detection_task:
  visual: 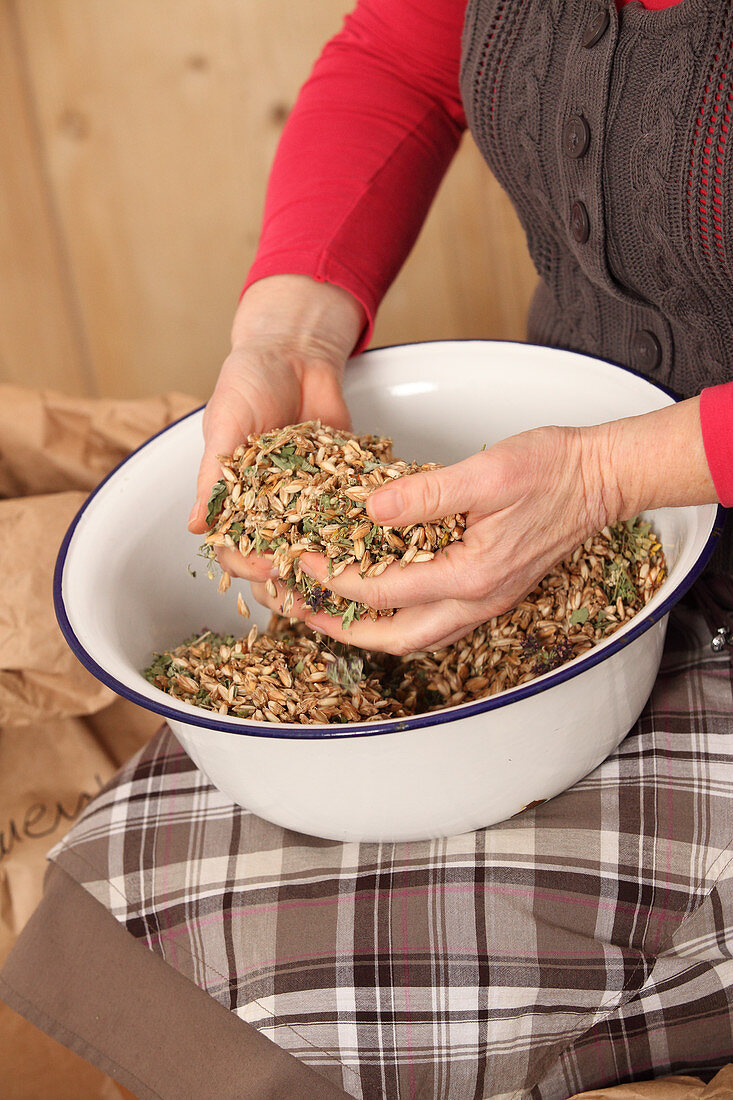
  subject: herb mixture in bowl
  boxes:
[146,421,666,724]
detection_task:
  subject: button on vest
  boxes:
[570,200,590,243]
[563,114,591,159]
[631,330,662,372]
[582,10,610,50]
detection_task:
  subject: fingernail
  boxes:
[298,560,314,577]
[188,500,200,525]
[368,487,403,523]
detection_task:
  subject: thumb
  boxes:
[188,449,229,534]
[367,451,505,526]
[188,403,256,534]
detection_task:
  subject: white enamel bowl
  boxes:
[55,341,723,842]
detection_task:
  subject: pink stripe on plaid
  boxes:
[400,842,417,1099]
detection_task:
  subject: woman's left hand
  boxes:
[250,424,612,653]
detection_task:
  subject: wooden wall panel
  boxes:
[5,0,537,401]
[0,0,91,395]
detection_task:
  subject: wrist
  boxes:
[232,275,366,365]
[584,397,718,524]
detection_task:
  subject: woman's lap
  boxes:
[48,598,733,1099]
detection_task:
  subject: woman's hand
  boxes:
[248,396,718,653]
[250,424,607,651]
[188,275,365,582]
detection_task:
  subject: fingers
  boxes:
[303,598,482,656]
[187,346,302,535]
[366,450,512,527]
[250,579,313,620]
[297,537,488,610]
[189,451,229,534]
[249,572,482,655]
[216,547,274,583]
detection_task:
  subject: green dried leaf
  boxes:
[205,479,228,526]
[341,601,357,629]
[570,607,589,625]
[269,447,299,471]
[143,652,175,684]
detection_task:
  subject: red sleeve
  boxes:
[244,0,467,352]
[700,382,733,507]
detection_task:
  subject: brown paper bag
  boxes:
[571,1064,733,1098]
[0,385,196,1098]
[0,385,197,498]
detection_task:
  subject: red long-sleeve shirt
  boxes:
[245,0,733,507]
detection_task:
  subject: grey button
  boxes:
[583,10,610,49]
[631,330,662,371]
[570,200,590,243]
[564,114,591,159]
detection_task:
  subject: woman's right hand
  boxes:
[187,274,366,583]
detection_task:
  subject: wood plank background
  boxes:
[2,0,537,399]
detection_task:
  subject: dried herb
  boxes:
[144,651,175,685]
[205,479,228,526]
[570,607,589,625]
[341,601,358,629]
[603,557,638,606]
[326,654,365,692]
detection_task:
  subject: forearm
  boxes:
[246,0,467,350]
[590,396,718,524]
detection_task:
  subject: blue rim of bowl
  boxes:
[54,340,727,740]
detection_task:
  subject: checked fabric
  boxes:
[49,597,733,1100]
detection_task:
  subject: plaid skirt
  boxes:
[49,594,733,1099]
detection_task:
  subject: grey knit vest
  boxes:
[460,0,732,571]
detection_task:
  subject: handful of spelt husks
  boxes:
[203,421,466,626]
